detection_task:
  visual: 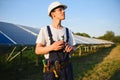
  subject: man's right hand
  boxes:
[51,40,65,51]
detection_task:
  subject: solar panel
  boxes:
[74,35,114,45]
[0,22,38,45]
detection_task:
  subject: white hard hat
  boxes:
[48,1,67,16]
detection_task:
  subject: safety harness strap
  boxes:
[66,27,69,43]
[47,26,54,44]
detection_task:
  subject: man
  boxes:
[35,1,76,80]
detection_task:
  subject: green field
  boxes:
[0,45,120,80]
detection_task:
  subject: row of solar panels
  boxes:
[0,22,114,46]
[74,35,114,45]
[0,22,39,45]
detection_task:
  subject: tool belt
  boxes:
[42,59,70,78]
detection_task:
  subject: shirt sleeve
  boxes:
[36,28,46,45]
[68,29,76,46]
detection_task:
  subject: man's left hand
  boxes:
[64,43,73,53]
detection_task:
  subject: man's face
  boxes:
[51,7,65,20]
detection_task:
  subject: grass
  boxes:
[72,45,120,80]
[0,47,44,80]
[0,45,120,80]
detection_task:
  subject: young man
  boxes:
[35,1,76,80]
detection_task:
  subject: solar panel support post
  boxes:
[20,50,22,67]
[86,45,89,53]
[93,45,97,53]
[6,46,16,62]
[79,45,82,56]
[18,49,23,71]
[8,46,27,62]
[35,55,39,66]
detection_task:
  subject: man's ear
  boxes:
[51,12,55,18]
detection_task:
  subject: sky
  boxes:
[0,0,120,37]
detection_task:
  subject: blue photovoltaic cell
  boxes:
[0,33,13,44]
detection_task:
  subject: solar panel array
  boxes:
[0,22,38,45]
[74,35,114,45]
[0,22,114,46]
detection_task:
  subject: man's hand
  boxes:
[64,43,73,53]
[51,40,65,51]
